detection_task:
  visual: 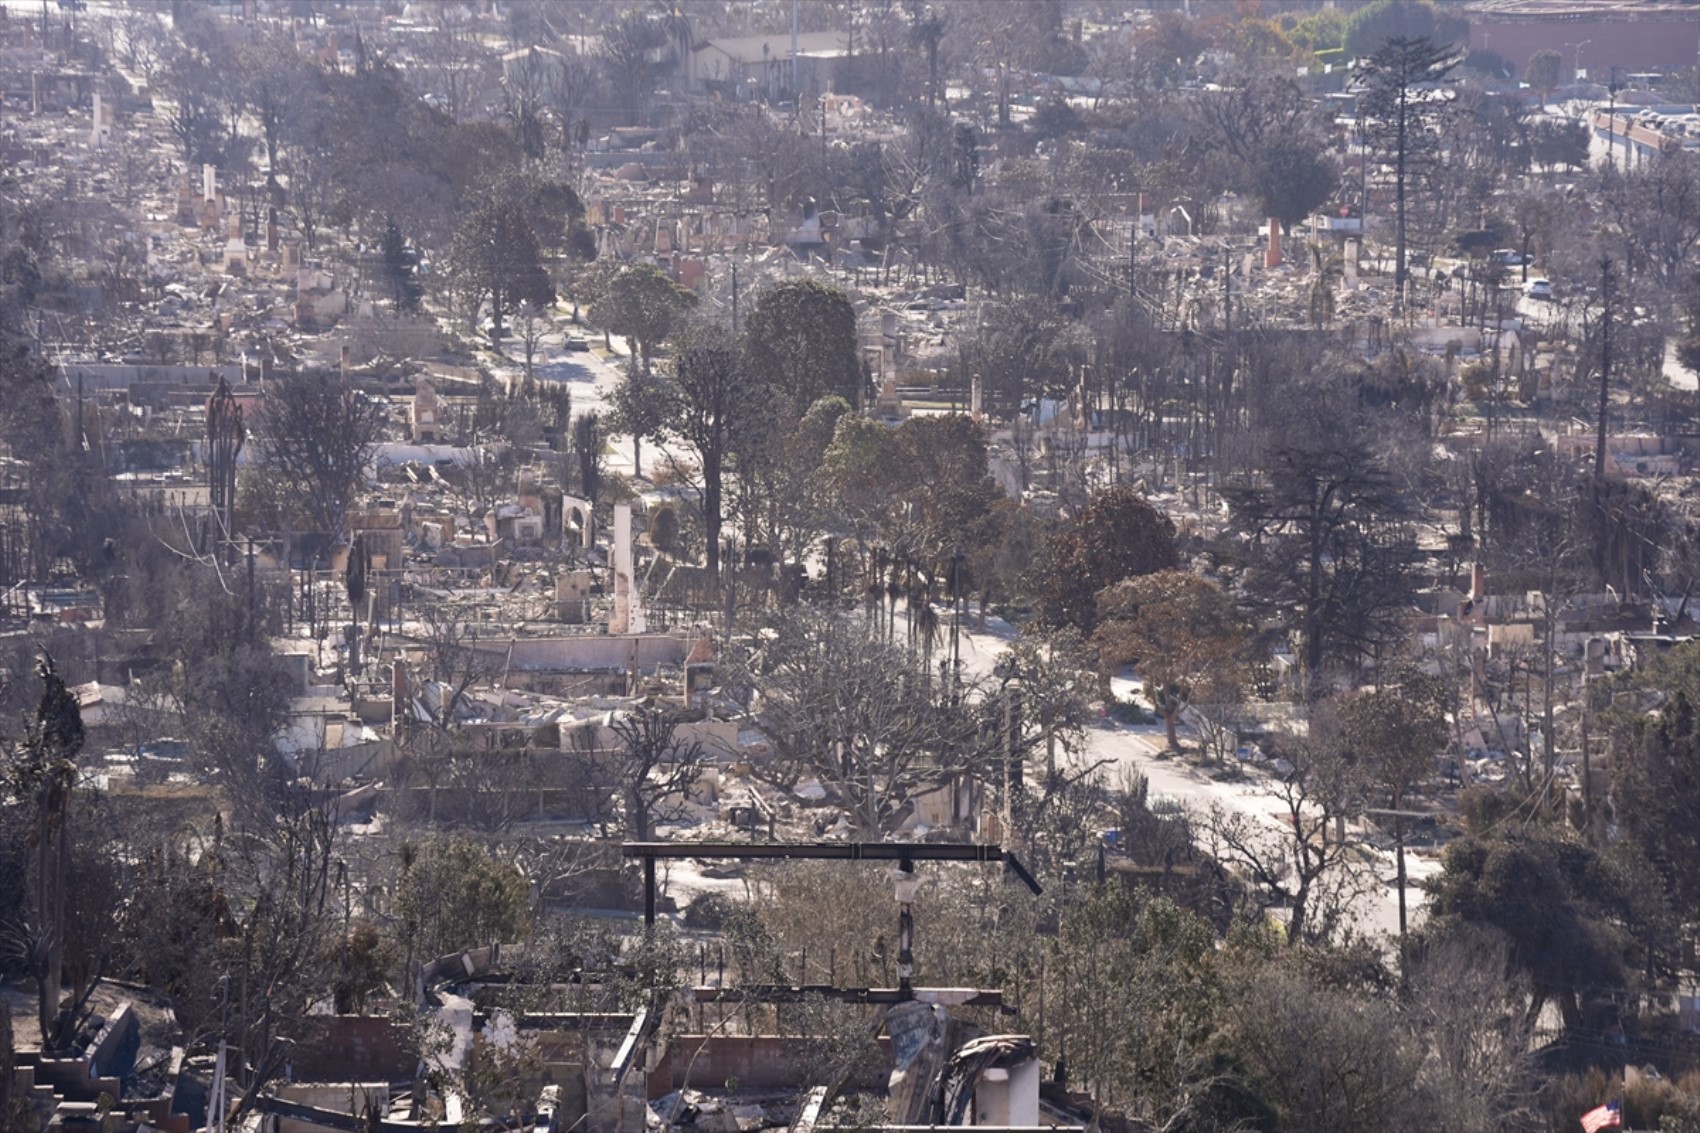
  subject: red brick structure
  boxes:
[1466,1,1700,79]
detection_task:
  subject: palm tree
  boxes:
[915,600,942,689]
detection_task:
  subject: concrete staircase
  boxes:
[11,1061,64,1128]
[11,1003,189,1132]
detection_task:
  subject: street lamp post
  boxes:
[1574,38,1591,80]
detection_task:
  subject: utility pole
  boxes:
[730,261,739,334]
[1222,245,1232,335]
[1607,75,1617,173]
[1594,256,1613,480]
[1580,684,1594,837]
[1393,71,1410,317]
[207,976,230,1133]
[1590,257,1617,597]
[1357,101,1368,224]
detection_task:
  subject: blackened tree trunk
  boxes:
[1356,36,1460,317]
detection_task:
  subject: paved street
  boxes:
[955,614,1432,943]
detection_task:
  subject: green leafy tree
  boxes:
[445,170,584,344]
[1093,571,1249,752]
[1530,118,1590,171]
[660,321,771,586]
[744,280,865,414]
[450,197,555,345]
[1601,640,1700,927]
[756,393,852,569]
[1252,138,1338,228]
[1425,832,1655,1034]
[1335,674,1448,937]
[1198,75,1336,228]
[461,1024,547,1131]
[1344,0,1464,60]
[378,218,424,313]
[332,921,392,1015]
[1289,8,1346,53]
[823,414,1005,574]
[588,263,695,374]
[1524,49,1562,103]
[990,627,1098,828]
[1030,487,1179,634]
[607,362,671,479]
[395,835,532,968]
[1045,884,1226,1129]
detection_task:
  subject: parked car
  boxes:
[1523,278,1553,300]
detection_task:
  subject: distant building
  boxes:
[687,31,849,101]
[501,43,568,85]
[1464,1,1700,80]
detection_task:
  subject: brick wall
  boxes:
[1470,14,1700,78]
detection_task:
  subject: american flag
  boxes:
[1580,1101,1621,1133]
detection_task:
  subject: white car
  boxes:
[1523,278,1553,300]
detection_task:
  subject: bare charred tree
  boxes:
[413,2,488,124]
[390,601,504,827]
[1200,734,1375,947]
[221,808,340,1127]
[565,704,708,841]
[545,50,596,161]
[1406,926,1538,1131]
[500,46,553,160]
[1354,37,1460,316]
[514,299,550,379]
[1599,150,1700,301]
[599,11,666,123]
[251,370,387,564]
[1221,424,1418,694]
[1334,675,1448,940]
[734,609,981,836]
[1225,960,1424,1133]
[0,999,18,1128]
[572,411,604,506]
